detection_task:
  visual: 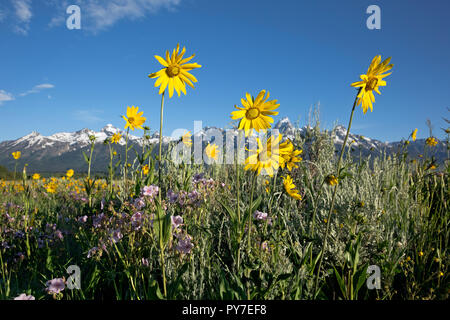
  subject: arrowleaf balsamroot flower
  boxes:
[12,151,21,160]
[426,137,438,147]
[411,129,418,142]
[245,135,290,177]
[231,90,280,137]
[111,133,122,144]
[182,131,192,147]
[123,106,146,131]
[351,55,393,114]
[66,169,74,179]
[149,44,201,98]
[279,139,303,171]
[325,174,339,186]
[32,173,40,180]
[283,175,302,200]
[205,143,219,161]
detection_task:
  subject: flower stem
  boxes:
[157,91,167,298]
[124,127,130,194]
[158,91,165,203]
[313,88,361,297]
[247,171,257,253]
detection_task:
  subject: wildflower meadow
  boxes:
[1,46,448,302]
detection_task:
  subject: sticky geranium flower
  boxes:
[46,278,65,294]
[14,293,35,300]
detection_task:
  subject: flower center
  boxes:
[166,65,181,77]
[366,77,378,91]
[128,117,135,124]
[246,107,260,120]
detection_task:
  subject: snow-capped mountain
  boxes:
[0,118,447,173]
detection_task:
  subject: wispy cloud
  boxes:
[48,0,181,33]
[0,90,14,105]
[20,83,55,97]
[12,0,32,35]
[73,109,105,124]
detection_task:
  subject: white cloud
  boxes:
[73,109,104,123]
[12,0,32,35]
[49,0,181,33]
[0,90,14,105]
[20,83,55,97]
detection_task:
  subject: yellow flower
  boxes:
[418,251,424,257]
[142,164,149,175]
[122,106,146,131]
[12,151,21,160]
[32,173,41,180]
[279,140,303,171]
[182,131,192,147]
[264,179,270,193]
[66,169,74,178]
[325,174,339,186]
[244,135,290,177]
[148,44,201,98]
[113,151,117,156]
[111,133,122,144]
[351,55,393,114]
[425,137,438,147]
[46,182,57,193]
[231,90,279,137]
[205,143,219,161]
[283,175,302,200]
[411,129,417,142]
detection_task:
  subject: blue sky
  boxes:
[1,0,449,142]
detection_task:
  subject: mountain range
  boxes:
[0,118,447,173]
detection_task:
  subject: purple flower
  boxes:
[176,235,194,254]
[93,213,105,228]
[167,189,178,203]
[54,230,64,240]
[78,215,88,223]
[141,258,149,267]
[142,185,159,198]
[87,247,98,258]
[171,215,183,229]
[45,278,65,294]
[193,173,205,183]
[133,197,145,210]
[131,212,143,230]
[14,293,35,300]
[253,210,272,225]
[110,229,123,243]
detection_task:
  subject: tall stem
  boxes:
[313,89,361,297]
[157,91,166,298]
[158,91,165,202]
[124,128,130,194]
[247,172,257,253]
[235,131,242,270]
